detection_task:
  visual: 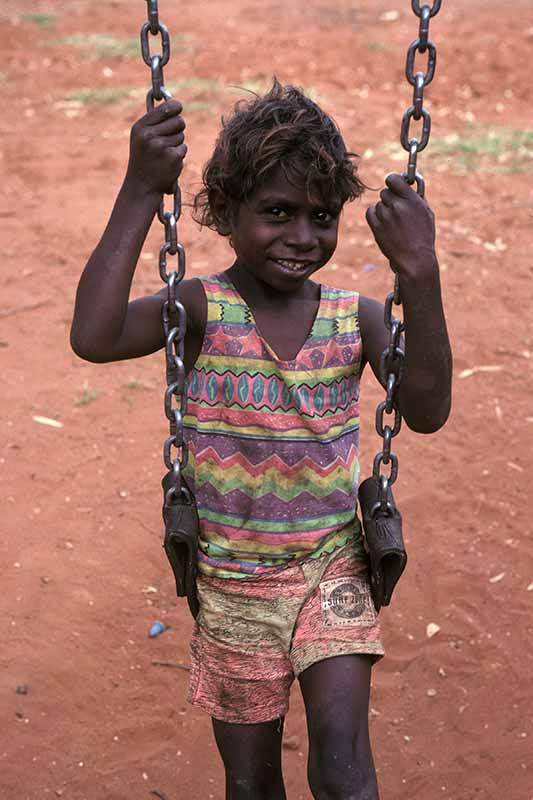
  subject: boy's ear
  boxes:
[210,190,234,237]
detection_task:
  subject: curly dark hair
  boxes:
[192,78,366,236]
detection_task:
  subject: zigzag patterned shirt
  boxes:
[183,272,363,579]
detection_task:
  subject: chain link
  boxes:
[370,1,442,515]
[140,8,171,110]
[140,0,189,500]
[401,1,442,198]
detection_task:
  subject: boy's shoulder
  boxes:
[186,271,233,294]
[320,282,359,299]
[313,284,362,343]
[178,272,237,333]
[319,282,361,316]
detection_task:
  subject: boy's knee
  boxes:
[307,730,378,800]
[308,758,378,800]
[227,771,285,800]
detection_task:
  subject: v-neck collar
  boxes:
[220,273,323,364]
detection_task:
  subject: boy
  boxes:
[71,81,452,799]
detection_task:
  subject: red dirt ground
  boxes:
[2,1,533,798]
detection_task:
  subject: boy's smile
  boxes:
[229,168,341,292]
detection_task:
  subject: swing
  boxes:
[359,0,442,611]
[136,0,443,618]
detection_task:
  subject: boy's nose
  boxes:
[284,217,317,250]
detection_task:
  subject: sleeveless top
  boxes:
[182,272,362,579]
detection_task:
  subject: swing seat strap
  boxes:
[162,471,200,619]
[358,476,407,613]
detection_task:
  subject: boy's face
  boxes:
[229,168,341,292]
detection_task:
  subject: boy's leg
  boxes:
[212,716,287,800]
[299,654,379,800]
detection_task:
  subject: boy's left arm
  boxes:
[361,173,452,434]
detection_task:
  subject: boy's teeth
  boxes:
[277,259,308,270]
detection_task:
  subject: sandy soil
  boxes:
[2,0,533,798]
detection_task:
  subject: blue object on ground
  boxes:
[149,621,167,638]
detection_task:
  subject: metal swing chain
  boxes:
[401,0,442,199]
[371,0,442,516]
[140,0,190,500]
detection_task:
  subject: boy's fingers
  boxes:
[150,133,185,149]
[374,202,390,223]
[365,205,379,230]
[379,188,395,207]
[384,172,413,197]
[144,99,183,125]
[152,139,187,158]
[148,115,186,137]
[163,133,186,148]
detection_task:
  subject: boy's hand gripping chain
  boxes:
[359,0,442,612]
[140,0,200,618]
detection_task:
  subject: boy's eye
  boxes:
[262,206,339,223]
[267,207,290,220]
[314,210,333,223]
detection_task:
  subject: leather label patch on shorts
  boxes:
[320,575,376,627]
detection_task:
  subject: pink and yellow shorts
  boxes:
[188,539,384,724]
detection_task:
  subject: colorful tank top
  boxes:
[183,273,362,579]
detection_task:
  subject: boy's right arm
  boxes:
[70,100,205,369]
